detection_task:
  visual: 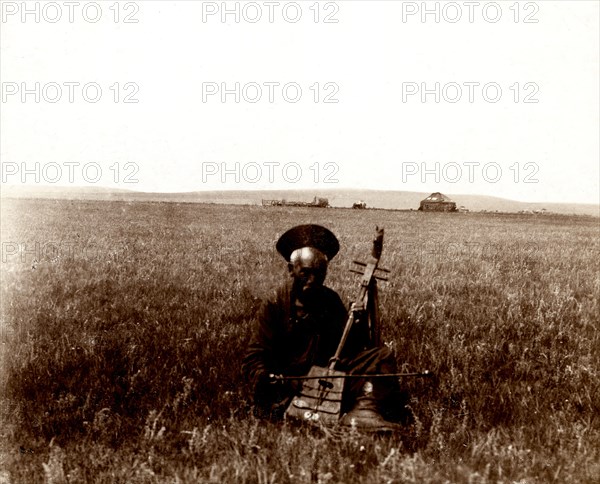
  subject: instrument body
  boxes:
[284,366,345,425]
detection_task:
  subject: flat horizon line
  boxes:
[1,184,598,207]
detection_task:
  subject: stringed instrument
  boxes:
[283,227,389,425]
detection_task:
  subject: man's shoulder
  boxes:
[268,283,291,302]
[261,283,291,311]
[316,285,347,313]
[320,285,344,303]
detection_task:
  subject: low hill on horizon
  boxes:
[1,185,598,217]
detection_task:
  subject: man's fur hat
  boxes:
[276,224,339,261]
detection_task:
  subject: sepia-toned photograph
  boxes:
[1,1,598,482]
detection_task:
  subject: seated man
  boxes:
[242,224,404,431]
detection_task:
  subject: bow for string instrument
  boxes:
[283,227,391,425]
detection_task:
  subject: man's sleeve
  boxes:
[324,290,356,359]
[335,291,371,359]
[242,295,278,390]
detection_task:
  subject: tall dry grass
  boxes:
[1,199,598,483]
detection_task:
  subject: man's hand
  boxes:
[257,371,281,388]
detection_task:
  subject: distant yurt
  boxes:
[419,192,457,212]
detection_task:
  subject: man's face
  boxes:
[288,247,328,297]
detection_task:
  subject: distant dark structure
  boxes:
[352,201,367,209]
[419,192,457,212]
[262,196,330,208]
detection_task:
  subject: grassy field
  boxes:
[1,198,599,483]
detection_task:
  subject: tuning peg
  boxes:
[349,269,388,281]
[352,261,390,273]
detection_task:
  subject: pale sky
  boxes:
[1,0,599,203]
